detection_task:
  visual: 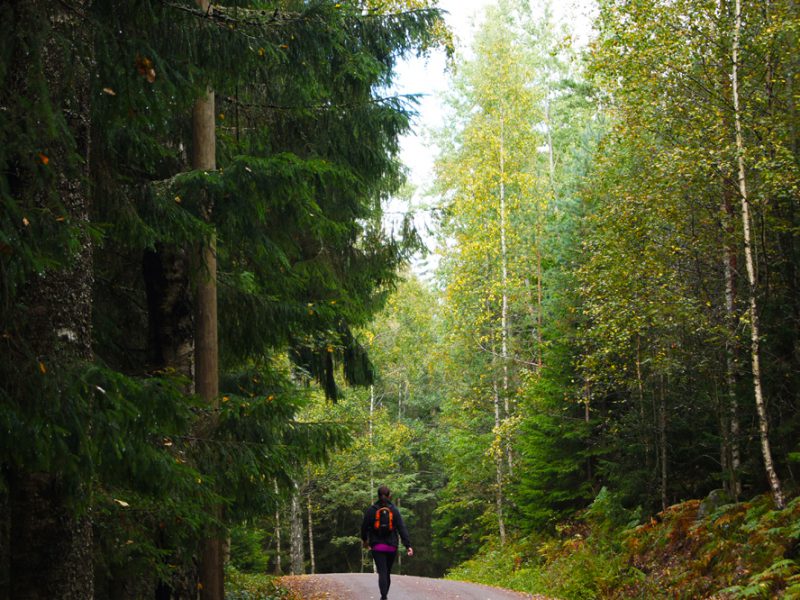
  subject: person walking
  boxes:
[361,485,413,600]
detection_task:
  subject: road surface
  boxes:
[280,573,554,600]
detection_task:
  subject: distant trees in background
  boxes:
[231,0,800,583]
[388,0,800,562]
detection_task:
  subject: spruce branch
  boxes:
[219,93,420,113]
[161,0,305,27]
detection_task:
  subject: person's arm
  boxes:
[394,507,413,556]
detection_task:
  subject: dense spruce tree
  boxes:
[1,1,96,597]
[2,0,445,597]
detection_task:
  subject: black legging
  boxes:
[371,549,397,598]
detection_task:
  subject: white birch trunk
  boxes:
[307,493,315,575]
[492,379,506,546]
[274,481,282,575]
[290,482,305,575]
[369,385,375,494]
[732,0,785,509]
[545,98,556,196]
[498,112,513,476]
[536,223,544,371]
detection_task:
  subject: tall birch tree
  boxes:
[435,0,546,544]
[730,0,784,509]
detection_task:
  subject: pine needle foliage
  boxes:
[1,0,446,594]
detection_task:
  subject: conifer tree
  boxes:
[1,1,95,597]
[2,0,445,596]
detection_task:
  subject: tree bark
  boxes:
[545,99,556,196]
[658,376,668,512]
[192,0,223,591]
[289,482,305,575]
[143,246,195,380]
[731,0,785,509]
[535,224,544,371]
[498,112,514,476]
[307,492,316,575]
[8,1,95,598]
[274,481,283,576]
[721,183,741,499]
[492,379,506,546]
[635,336,652,477]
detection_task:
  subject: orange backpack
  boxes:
[374,506,393,535]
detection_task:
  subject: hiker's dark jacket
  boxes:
[360,501,412,549]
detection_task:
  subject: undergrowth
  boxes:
[225,567,292,600]
[447,490,800,599]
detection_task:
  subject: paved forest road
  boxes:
[280,573,554,600]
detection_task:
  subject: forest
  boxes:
[1,0,799,599]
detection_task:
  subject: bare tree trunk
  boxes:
[366,386,375,575]
[8,1,94,597]
[535,224,544,371]
[289,483,305,575]
[192,1,224,592]
[274,511,283,575]
[524,276,542,370]
[545,99,556,196]
[584,380,592,483]
[715,0,742,500]
[369,385,375,493]
[498,113,513,476]
[659,376,668,512]
[721,184,742,499]
[492,379,506,546]
[731,0,785,509]
[274,480,283,576]
[635,336,652,474]
[307,493,316,575]
[540,96,555,373]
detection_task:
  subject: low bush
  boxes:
[446,491,800,599]
[225,567,291,600]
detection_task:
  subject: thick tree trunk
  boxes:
[731,0,785,509]
[9,475,94,600]
[289,483,305,575]
[7,1,94,598]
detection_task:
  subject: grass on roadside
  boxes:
[225,566,295,600]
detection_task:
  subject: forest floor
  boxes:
[279,572,557,600]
